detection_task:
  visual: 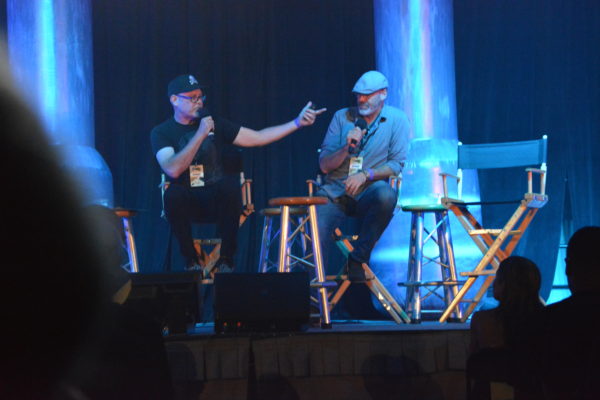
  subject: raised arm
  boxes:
[232,102,326,147]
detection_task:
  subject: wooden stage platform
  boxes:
[164,320,470,400]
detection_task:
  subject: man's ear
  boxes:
[169,95,178,106]
[380,89,388,101]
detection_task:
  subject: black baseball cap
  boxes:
[167,74,205,97]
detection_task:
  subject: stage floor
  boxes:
[188,319,469,336]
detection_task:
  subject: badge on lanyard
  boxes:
[190,164,205,187]
[348,156,363,176]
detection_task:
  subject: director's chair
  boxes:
[307,178,411,324]
[159,149,254,277]
[438,135,548,322]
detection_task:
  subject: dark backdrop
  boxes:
[1,1,598,299]
[452,0,600,298]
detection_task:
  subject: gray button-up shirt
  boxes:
[319,104,410,199]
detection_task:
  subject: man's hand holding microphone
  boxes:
[344,118,368,196]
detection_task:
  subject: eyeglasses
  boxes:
[176,94,206,103]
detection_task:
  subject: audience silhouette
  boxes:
[70,206,174,399]
[0,47,172,399]
[531,226,600,399]
[468,256,544,399]
[1,46,110,399]
[468,227,600,400]
[470,255,544,353]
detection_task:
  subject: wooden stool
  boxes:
[268,196,331,328]
[113,208,139,273]
[258,207,308,273]
[399,204,462,322]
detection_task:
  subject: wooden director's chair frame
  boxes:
[308,178,411,324]
[438,136,548,322]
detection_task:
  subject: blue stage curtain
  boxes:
[453,0,600,299]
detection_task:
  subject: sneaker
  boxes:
[214,258,234,274]
[346,256,366,282]
[217,263,234,273]
[186,262,202,271]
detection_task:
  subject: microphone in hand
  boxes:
[197,107,214,135]
[349,118,367,154]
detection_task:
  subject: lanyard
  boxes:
[357,113,383,154]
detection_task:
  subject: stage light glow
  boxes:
[39,0,58,136]
[7,0,113,207]
[372,0,484,312]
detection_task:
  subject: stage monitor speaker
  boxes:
[214,272,310,333]
[125,271,203,335]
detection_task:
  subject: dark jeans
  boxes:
[316,180,397,273]
[164,175,241,265]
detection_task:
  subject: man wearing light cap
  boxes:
[151,74,325,273]
[317,70,409,281]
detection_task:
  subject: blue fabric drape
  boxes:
[453,0,600,298]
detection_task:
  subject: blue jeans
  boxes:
[316,180,397,273]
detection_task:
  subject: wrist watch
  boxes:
[361,169,370,181]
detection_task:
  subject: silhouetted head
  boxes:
[1,43,110,397]
[566,226,600,293]
[493,255,542,312]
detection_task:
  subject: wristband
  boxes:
[363,168,374,181]
[294,117,302,128]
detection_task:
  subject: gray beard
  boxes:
[358,106,375,116]
[357,94,383,116]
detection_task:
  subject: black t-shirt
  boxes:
[150,116,241,186]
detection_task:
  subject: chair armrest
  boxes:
[439,171,462,198]
[388,175,402,192]
[525,168,544,174]
[439,172,460,180]
[241,176,253,208]
[306,179,320,196]
[525,167,546,195]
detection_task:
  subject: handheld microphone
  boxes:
[349,118,367,154]
[196,107,214,135]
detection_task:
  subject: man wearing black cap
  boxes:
[151,74,325,272]
[316,70,410,281]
